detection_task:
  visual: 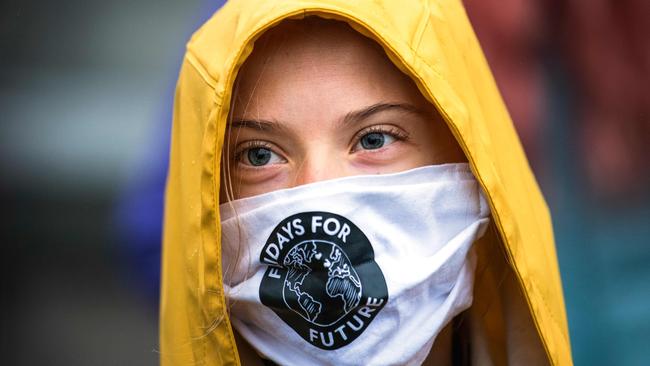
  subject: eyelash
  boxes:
[232,140,274,164]
[350,125,410,151]
[230,124,410,165]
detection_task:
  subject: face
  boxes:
[223,19,465,200]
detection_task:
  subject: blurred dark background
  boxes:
[1,1,648,365]
[1,0,215,364]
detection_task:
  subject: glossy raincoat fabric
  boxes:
[160,0,573,365]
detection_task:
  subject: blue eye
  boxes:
[247,147,272,166]
[358,132,396,150]
[240,145,285,167]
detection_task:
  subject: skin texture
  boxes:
[223,18,465,200]
[222,18,463,365]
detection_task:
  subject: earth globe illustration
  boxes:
[282,240,362,326]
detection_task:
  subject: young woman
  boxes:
[161,1,572,365]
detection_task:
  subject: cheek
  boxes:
[427,124,467,164]
[408,121,466,166]
[230,166,292,199]
[236,179,288,199]
[350,143,428,173]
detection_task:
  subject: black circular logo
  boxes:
[259,211,388,350]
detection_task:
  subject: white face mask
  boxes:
[220,163,490,366]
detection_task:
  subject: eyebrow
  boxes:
[230,118,288,133]
[342,102,428,126]
[230,102,427,132]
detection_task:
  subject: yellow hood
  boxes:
[161,0,572,364]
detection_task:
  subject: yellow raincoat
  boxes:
[161,0,572,364]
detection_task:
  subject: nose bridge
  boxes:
[293,148,344,186]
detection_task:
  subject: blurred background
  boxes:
[1,0,648,365]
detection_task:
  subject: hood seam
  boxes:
[186,50,218,90]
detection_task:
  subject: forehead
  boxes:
[232,18,432,122]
